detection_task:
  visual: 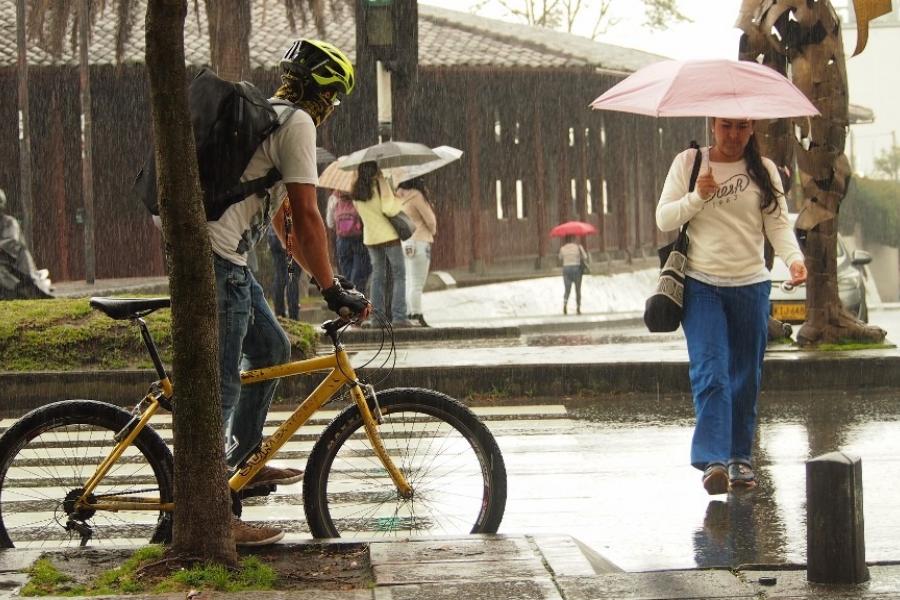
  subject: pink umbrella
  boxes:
[589,59,820,120]
[550,221,597,238]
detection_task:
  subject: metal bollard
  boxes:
[806,451,869,584]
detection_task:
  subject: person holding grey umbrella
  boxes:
[352,161,415,328]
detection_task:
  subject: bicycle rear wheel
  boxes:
[0,400,174,549]
[303,387,507,538]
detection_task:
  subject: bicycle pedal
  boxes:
[238,483,277,500]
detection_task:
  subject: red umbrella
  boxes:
[550,221,597,237]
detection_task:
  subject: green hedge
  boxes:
[839,177,900,247]
[0,298,318,372]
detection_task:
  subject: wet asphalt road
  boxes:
[494,388,900,572]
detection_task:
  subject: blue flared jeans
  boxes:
[336,235,372,293]
[214,254,291,468]
[681,277,770,471]
[367,241,407,322]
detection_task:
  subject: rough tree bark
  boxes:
[145,0,238,565]
[737,0,885,346]
[206,0,251,81]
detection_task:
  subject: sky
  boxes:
[420,0,746,60]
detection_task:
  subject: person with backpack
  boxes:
[655,117,806,497]
[326,189,371,292]
[198,39,369,546]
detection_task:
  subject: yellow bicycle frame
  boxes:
[76,345,411,514]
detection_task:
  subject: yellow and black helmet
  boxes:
[280,39,355,96]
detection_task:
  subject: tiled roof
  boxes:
[0,1,664,73]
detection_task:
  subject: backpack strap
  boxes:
[218,102,299,203]
[687,140,702,192]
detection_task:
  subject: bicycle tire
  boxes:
[303,387,507,538]
[0,400,174,549]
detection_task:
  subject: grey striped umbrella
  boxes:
[337,141,440,171]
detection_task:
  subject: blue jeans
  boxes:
[562,265,583,307]
[681,277,770,471]
[267,233,299,320]
[214,254,291,468]
[367,241,407,322]
[336,235,372,293]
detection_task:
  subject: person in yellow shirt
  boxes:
[352,161,415,327]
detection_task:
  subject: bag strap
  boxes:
[678,140,704,238]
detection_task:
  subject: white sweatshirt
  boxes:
[656,147,804,284]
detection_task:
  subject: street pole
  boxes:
[376,60,393,141]
[79,0,96,284]
[15,0,34,245]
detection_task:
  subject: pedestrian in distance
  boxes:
[396,177,437,327]
[558,234,590,315]
[266,220,301,320]
[204,39,370,545]
[326,189,372,294]
[0,188,52,298]
[655,116,807,496]
[351,161,416,328]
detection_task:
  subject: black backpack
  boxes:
[134,68,294,222]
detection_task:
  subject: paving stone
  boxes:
[374,555,549,585]
[556,570,756,599]
[530,534,622,576]
[740,566,900,599]
[370,535,535,565]
[0,549,42,573]
[373,577,562,600]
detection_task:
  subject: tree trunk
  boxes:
[737,0,885,347]
[145,0,237,565]
[206,0,250,81]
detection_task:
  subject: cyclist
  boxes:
[208,39,369,545]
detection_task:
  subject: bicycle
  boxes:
[0,297,507,548]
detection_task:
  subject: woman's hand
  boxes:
[789,260,808,285]
[695,168,717,201]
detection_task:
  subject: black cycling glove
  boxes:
[321,278,369,319]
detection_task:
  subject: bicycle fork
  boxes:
[351,384,413,499]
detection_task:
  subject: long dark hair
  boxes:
[352,161,379,201]
[397,177,430,202]
[743,133,781,214]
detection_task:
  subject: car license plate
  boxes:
[772,302,806,323]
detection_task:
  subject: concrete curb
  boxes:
[3,352,899,415]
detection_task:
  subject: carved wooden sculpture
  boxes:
[737,0,887,345]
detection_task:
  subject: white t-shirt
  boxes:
[656,147,803,284]
[207,102,318,266]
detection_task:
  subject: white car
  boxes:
[770,216,872,324]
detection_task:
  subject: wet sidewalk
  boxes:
[2,534,899,599]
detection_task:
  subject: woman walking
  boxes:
[352,161,414,327]
[656,117,806,495]
[396,177,437,327]
[558,235,589,315]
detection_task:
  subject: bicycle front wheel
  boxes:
[303,387,507,538]
[0,400,174,549]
